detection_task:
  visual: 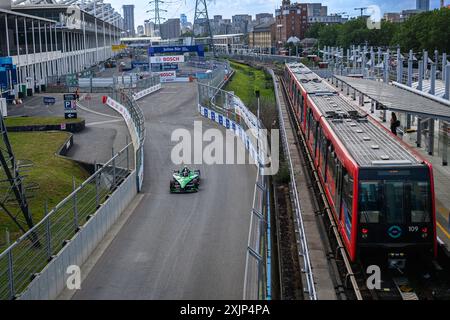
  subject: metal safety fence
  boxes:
[197,77,270,299]
[243,168,269,300]
[0,143,134,300]
[109,83,147,191]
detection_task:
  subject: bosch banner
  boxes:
[150,55,185,64]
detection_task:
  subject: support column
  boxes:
[429,63,436,95]
[445,64,450,100]
[37,21,42,84]
[407,58,413,87]
[31,20,36,93]
[418,60,423,91]
[15,17,21,86]
[443,122,448,166]
[417,118,422,148]
[428,119,435,156]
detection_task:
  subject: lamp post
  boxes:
[255,89,261,166]
[277,24,283,54]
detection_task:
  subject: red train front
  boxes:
[283,63,437,266]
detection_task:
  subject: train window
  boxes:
[342,170,353,238]
[359,182,382,223]
[384,181,405,224]
[300,94,304,122]
[321,137,328,181]
[410,181,431,223]
[315,125,321,158]
[358,168,431,225]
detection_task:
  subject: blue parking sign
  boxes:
[211,111,215,121]
[218,115,223,125]
[203,108,208,117]
[226,119,230,129]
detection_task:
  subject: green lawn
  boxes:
[0,131,90,249]
[224,61,275,109]
[4,116,83,127]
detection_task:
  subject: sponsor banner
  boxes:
[132,84,162,101]
[148,45,204,57]
[150,55,185,64]
[106,97,140,151]
[199,104,258,166]
[152,71,176,83]
[112,44,127,51]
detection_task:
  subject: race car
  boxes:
[170,166,201,193]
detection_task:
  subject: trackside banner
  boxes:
[132,84,162,101]
[150,55,185,64]
[198,104,259,166]
[106,97,140,151]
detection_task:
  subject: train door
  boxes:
[335,160,343,222]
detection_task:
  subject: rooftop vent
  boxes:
[371,144,379,149]
[363,136,371,141]
[380,155,390,160]
[356,129,363,133]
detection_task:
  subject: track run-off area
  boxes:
[69,82,257,299]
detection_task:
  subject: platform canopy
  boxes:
[334,75,450,122]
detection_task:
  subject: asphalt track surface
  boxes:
[72,82,257,299]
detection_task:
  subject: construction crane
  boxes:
[354,7,368,17]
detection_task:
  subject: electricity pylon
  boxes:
[148,0,167,37]
[193,0,215,56]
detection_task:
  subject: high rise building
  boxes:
[160,18,181,39]
[180,14,188,26]
[123,5,135,36]
[306,3,327,17]
[137,25,144,36]
[144,20,155,37]
[416,0,430,11]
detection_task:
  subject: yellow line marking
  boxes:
[437,221,450,239]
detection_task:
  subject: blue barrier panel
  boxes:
[148,45,205,57]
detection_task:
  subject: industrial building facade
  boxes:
[0,4,122,97]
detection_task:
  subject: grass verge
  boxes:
[0,131,90,250]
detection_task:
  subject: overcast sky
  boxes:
[109,0,443,28]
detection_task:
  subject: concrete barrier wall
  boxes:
[18,171,137,300]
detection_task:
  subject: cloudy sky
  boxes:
[109,0,443,28]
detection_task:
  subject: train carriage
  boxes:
[284,63,437,265]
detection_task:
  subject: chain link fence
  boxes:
[0,143,134,300]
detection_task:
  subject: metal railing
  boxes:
[0,142,134,300]
[270,69,317,300]
[243,168,269,300]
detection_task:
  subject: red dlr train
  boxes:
[283,63,437,265]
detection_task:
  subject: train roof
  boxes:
[286,63,423,167]
[287,63,336,95]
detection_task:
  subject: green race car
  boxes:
[170,166,201,193]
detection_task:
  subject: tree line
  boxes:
[305,8,450,53]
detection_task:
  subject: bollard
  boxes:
[408,59,413,87]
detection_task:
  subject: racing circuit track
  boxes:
[70,82,257,299]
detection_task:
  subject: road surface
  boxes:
[72,82,257,299]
